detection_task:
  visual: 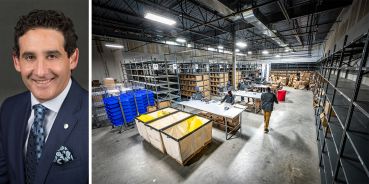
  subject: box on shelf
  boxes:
[103,78,115,89]
[147,106,157,112]
[158,101,171,108]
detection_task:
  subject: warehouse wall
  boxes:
[324,0,369,54]
[92,39,125,83]
[0,0,89,103]
[323,0,369,86]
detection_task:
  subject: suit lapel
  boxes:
[34,81,82,183]
[17,92,31,184]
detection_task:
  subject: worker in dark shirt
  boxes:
[261,87,278,133]
[191,86,204,100]
[221,90,235,105]
[238,81,246,101]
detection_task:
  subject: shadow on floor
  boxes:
[140,137,224,179]
[269,130,313,156]
[282,100,294,103]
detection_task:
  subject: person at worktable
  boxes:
[237,81,246,90]
[221,90,235,105]
[238,81,247,102]
[191,86,204,100]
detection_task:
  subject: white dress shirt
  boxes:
[24,79,72,154]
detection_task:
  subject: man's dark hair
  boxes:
[228,90,232,96]
[267,87,271,92]
[13,9,78,57]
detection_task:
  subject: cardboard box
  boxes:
[320,113,328,127]
[158,101,171,108]
[147,106,157,112]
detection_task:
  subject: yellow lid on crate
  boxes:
[137,107,177,123]
[163,116,207,139]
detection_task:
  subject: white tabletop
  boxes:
[178,100,244,119]
[231,91,262,99]
[253,84,269,88]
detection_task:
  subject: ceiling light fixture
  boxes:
[262,50,269,54]
[218,45,224,49]
[275,54,281,58]
[285,49,290,52]
[176,38,186,43]
[235,49,240,52]
[187,44,192,48]
[105,43,124,49]
[236,42,247,48]
[165,41,179,45]
[247,51,252,55]
[144,13,176,25]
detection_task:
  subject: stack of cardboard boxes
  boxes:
[198,111,240,133]
[180,74,210,99]
[229,71,242,88]
[209,72,229,95]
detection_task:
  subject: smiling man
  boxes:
[0,10,88,184]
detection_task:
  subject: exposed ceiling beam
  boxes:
[277,0,303,46]
[266,0,352,23]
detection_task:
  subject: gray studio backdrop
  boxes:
[0,0,89,103]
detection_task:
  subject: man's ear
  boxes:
[69,48,79,70]
[12,53,21,72]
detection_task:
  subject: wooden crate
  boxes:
[161,115,212,165]
[145,111,192,153]
[135,107,178,142]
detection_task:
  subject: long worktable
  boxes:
[177,100,245,140]
[223,91,262,113]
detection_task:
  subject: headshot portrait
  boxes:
[0,0,88,184]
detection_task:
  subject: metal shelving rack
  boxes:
[122,57,181,104]
[271,62,317,71]
[92,86,108,128]
[314,31,369,184]
[178,61,208,74]
[237,63,262,81]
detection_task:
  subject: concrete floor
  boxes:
[92,87,320,184]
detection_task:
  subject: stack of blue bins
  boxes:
[133,90,155,114]
[119,93,137,123]
[103,97,124,126]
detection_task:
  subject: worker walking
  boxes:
[221,90,235,105]
[261,87,278,133]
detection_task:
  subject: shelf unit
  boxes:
[123,59,181,104]
[271,62,317,71]
[314,32,369,184]
[178,62,208,74]
[179,74,210,98]
[237,63,262,80]
[92,87,108,128]
[209,72,229,96]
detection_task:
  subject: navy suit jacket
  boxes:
[0,79,88,184]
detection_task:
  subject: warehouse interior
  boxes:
[92,0,369,183]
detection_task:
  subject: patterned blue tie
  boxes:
[25,104,48,184]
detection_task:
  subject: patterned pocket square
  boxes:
[53,146,74,165]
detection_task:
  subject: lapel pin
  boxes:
[64,123,69,129]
